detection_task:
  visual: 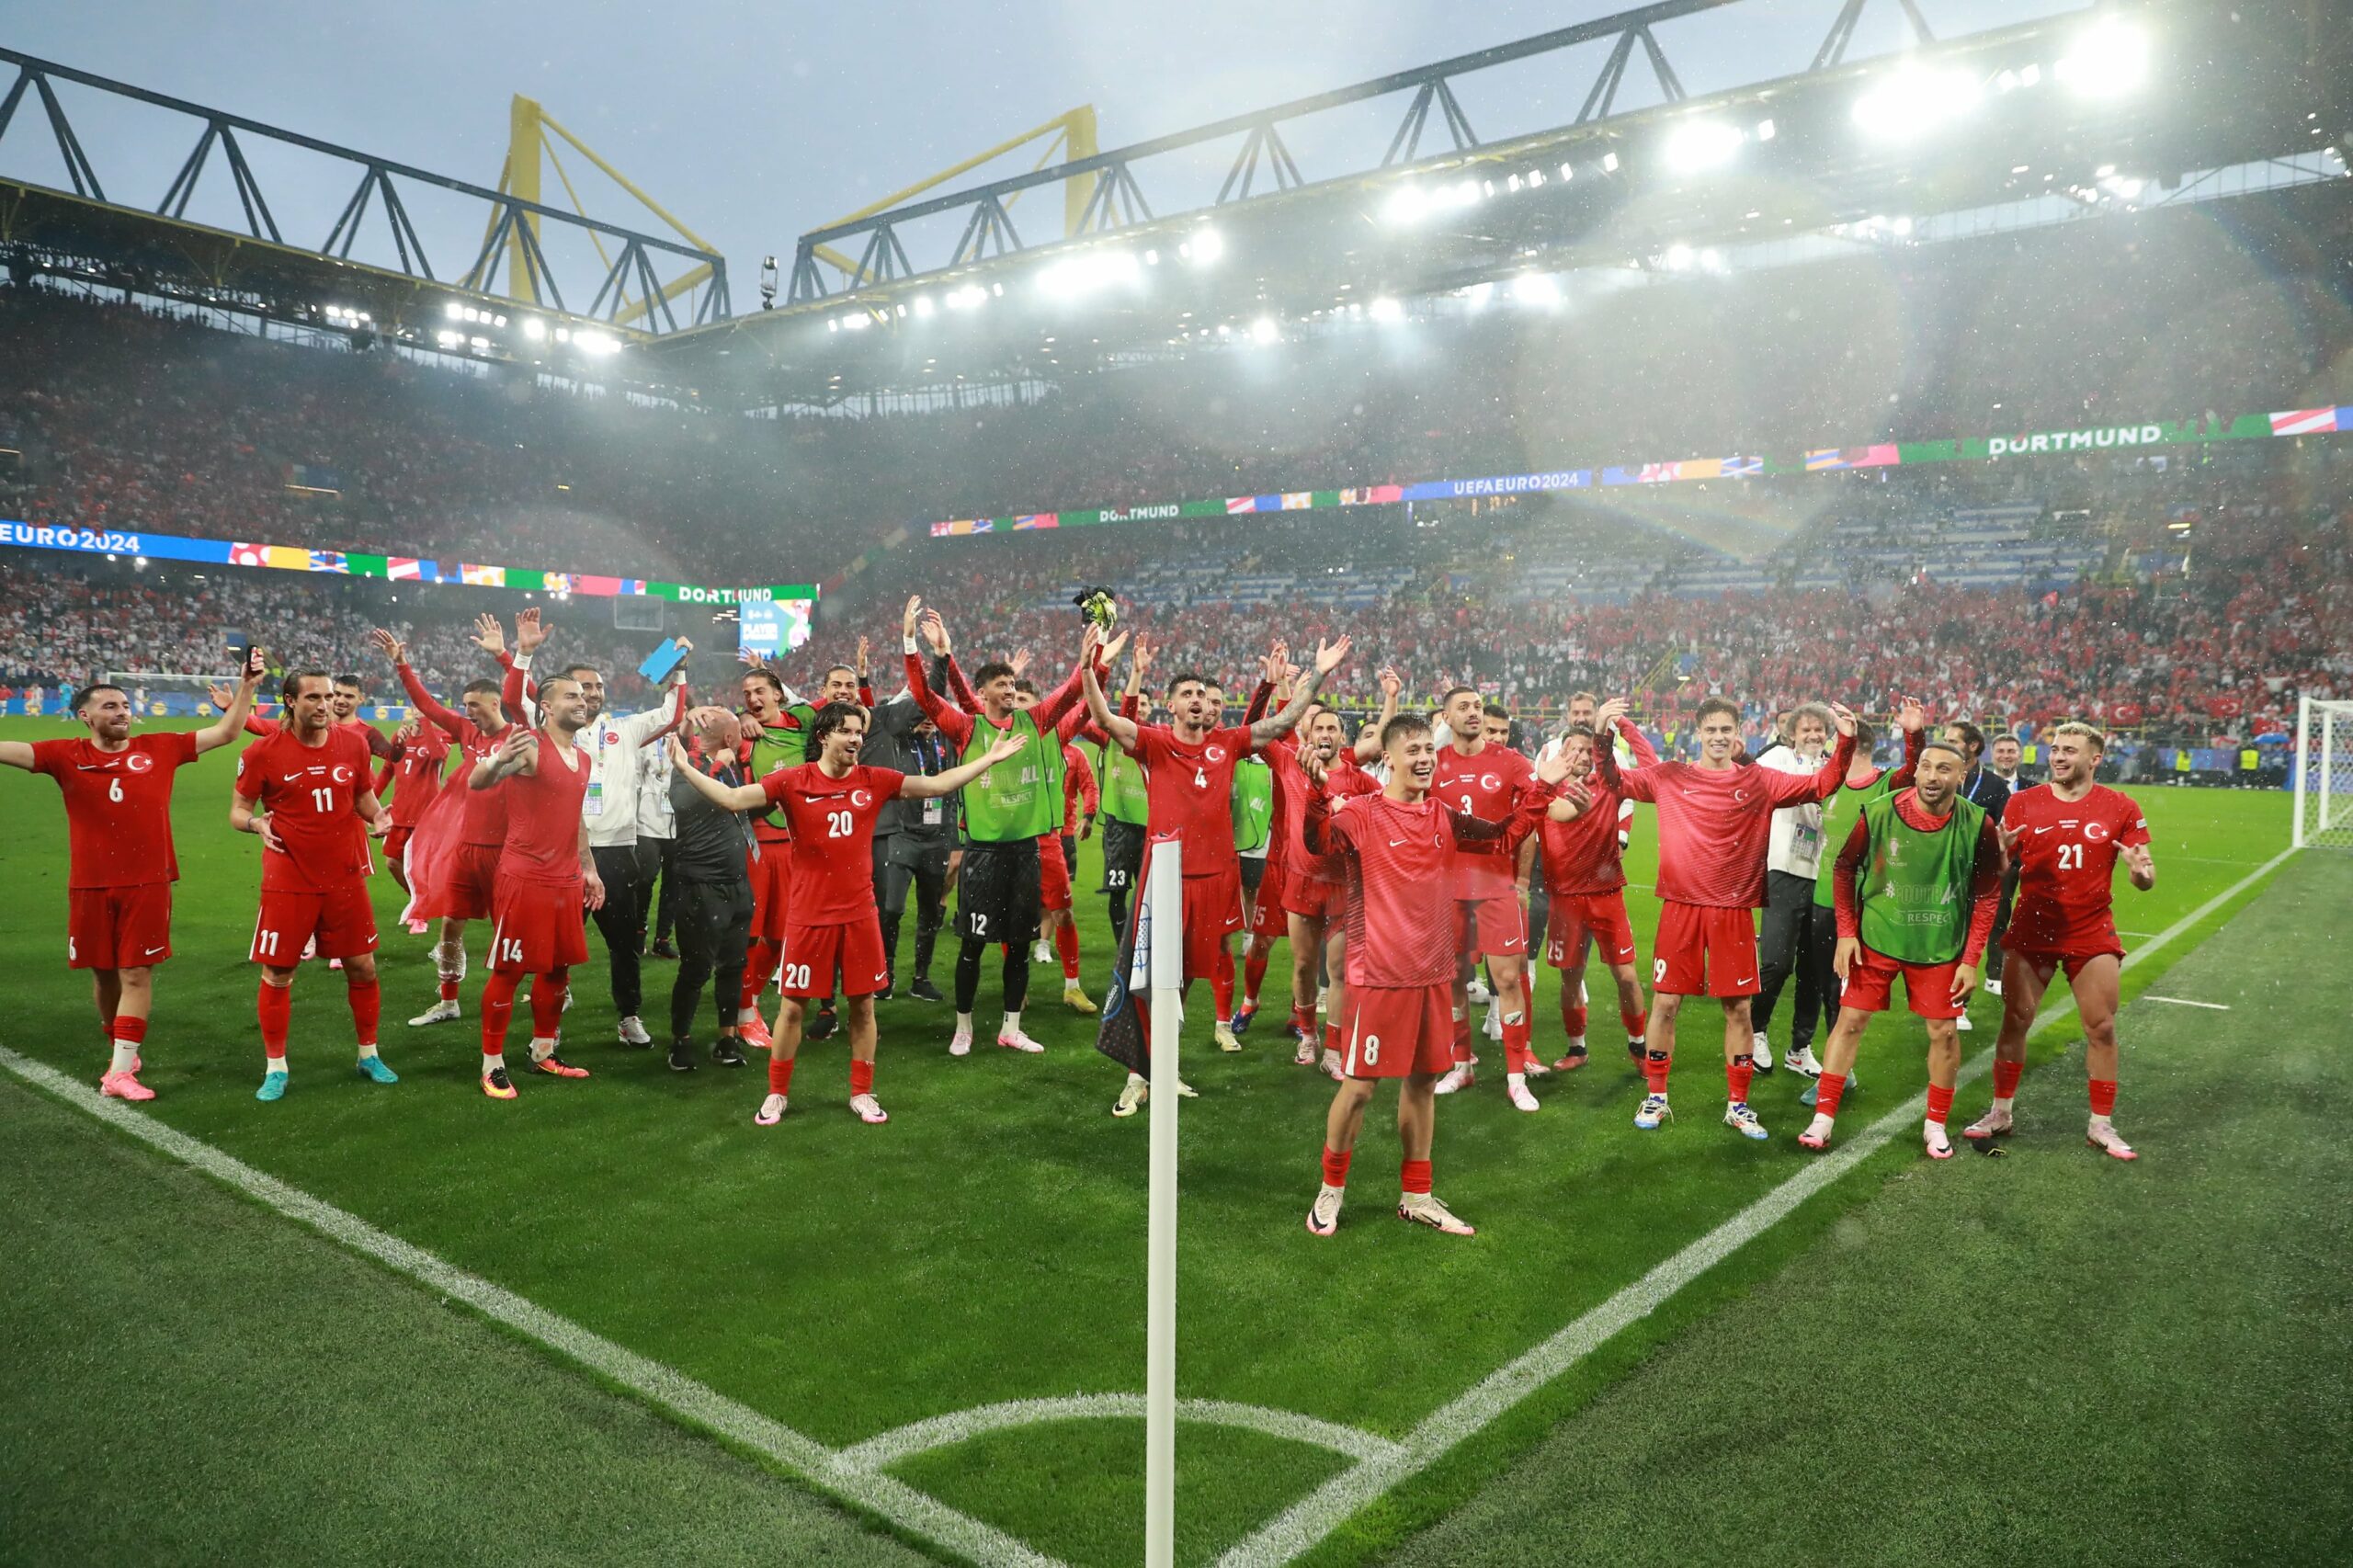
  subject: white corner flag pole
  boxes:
[1143,837,1183,1568]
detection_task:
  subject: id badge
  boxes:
[585,778,606,818]
[923,797,944,826]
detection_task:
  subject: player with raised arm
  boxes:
[371,622,514,1026]
[903,596,1100,1058]
[1801,738,2005,1157]
[367,719,449,894]
[1538,721,1653,1074]
[671,704,1024,1125]
[1595,693,1857,1141]
[1301,713,1575,1238]
[1961,722,2155,1159]
[1082,623,1347,1117]
[1284,692,1386,1078]
[1428,685,1541,1108]
[5,649,265,1099]
[466,673,608,1097]
[231,670,396,1100]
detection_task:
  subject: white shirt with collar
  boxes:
[1756,742,1829,880]
[513,653,687,849]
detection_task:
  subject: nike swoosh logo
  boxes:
[2034,825,2057,834]
[1389,838,1409,847]
[145,946,166,955]
[1736,976,1756,987]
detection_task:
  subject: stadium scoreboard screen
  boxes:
[738,597,816,656]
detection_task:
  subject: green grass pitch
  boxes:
[3,714,2343,1566]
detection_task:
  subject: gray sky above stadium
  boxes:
[8,0,2058,289]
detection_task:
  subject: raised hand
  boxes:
[1009,646,1032,678]
[1299,747,1330,788]
[1378,665,1403,699]
[471,613,506,654]
[1099,628,1131,666]
[1262,641,1290,686]
[1595,697,1631,731]
[854,634,870,679]
[207,681,236,711]
[1896,699,1926,734]
[902,595,924,639]
[1997,818,2024,860]
[1131,636,1154,678]
[1313,634,1352,676]
[368,627,405,665]
[514,608,547,657]
[243,645,267,684]
[918,608,951,656]
[1828,701,1859,738]
[736,646,767,669]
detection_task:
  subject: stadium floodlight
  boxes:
[1511,271,1561,307]
[1382,186,1429,225]
[522,317,546,340]
[1664,243,1695,271]
[1248,315,1279,344]
[912,294,935,319]
[1180,228,1226,265]
[1525,167,1545,187]
[1461,280,1493,311]
[574,330,620,355]
[1665,119,1745,173]
[1601,152,1620,173]
[469,335,490,350]
[435,328,462,347]
[1040,248,1144,300]
[1755,118,1777,141]
[494,313,508,327]
[2101,175,2145,201]
[1368,295,1404,323]
[945,284,988,311]
[2055,17,2150,97]
[1852,64,1981,140]
[443,301,463,320]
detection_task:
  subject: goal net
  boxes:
[106,670,246,719]
[2291,697,2353,851]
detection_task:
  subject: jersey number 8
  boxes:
[1360,1032,1381,1065]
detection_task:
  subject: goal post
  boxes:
[1142,836,1183,1568]
[2291,695,2353,850]
[105,670,244,716]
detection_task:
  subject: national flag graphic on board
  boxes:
[1722,455,1764,476]
[461,562,506,586]
[230,541,265,566]
[386,557,423,580]
[1012,513,1060,530]
[1226,495,1260,515]
[1280,492,1314,510]
[2269,407,2339,436]
[545,573,574,594]
[578,574,620,597]
[307,551,349,574]
[619,578,646,595]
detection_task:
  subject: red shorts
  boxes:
[2006,948,2120,983]
[381,825,415,864]
[252,880,380,965]
[1545,890,1638,969]
[748,839,793,942]
[1284,874,1345,924]
[444,841,504,920]
[488,879,589,974]
[1456,887,1529,959]
[1039,832,1072,912]
[1249,867,1290,938]
[782,917,889,999]
[1651,901,1758,997]
[1338,983,1456,1079]
[1837,942,1965,1020]
[67,883,175,970]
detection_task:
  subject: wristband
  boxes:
[903,636,919,655]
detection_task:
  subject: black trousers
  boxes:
[669,878,752,1040]
[652,835,680,942]
[1984,861,2020,975]
[880,836,951,983]
[589,841,659,1018]
[1753,869,1825,1049]
[1807,897,1845,1040]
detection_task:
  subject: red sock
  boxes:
[1621,1005,1649,1040]
[1503,1003,1533,1075]
[1324,1022,1340,1054]
[114,1015,148,1048]
[1291,1005,1315,1039]
[346,978,381,1046]
[1211,946,1235,1020]
[1993,1057,2024,1099]
[850,1059,874,1096]
[480,971,519,1056]
[2089,1078,2118,1118]
[1400,1158,1433,1196]
[1452,1016,1473,1066]
[256,982,291,1059]
[1562,994,1589,1039]
[1816,1072,1848,1119]
[529,971,568,1039]
[1727,1058,1755,1104]
[1644,1051,1671,1095]
[1322,1144,1353,1187]
[438,976,460,1003]
[1055,921,1081,981]
[1925,1083,1955,1124]
[1243,946,1268,1007]
[741,941,779,1011]
[769,1054,797,1096]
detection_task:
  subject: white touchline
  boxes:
[0,1046,1065,1568]
[2140,994,2231,1010]
[1215,846,2294,1567]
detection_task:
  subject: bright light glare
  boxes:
[1382,186,1428,225]
[1664,243,1695,272]
[574,330,619,356]
[435,328,462,347]
[1755,118,1776,141]
[911,295,935,318]
[1665,120,1744,173]
[945,284,988,311]
[443,301,463,320]
[1248,315,1279,345]
[1188,229,1225,264]
[1367,296,1404,323]
[1037,249,1143,300]
[1851,66,1982,141]
[1511,271,1561,307]
[2055,18,2150,96]
[521,317,547,340]
[1461,281,1493,311]
[1600,152,1620,173]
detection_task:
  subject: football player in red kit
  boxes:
[1962,722,2156,1159]
[5,649,265,1099]
[1594,694,1857,1141]
[1429,686,1540,1108]
[1300,712,1575,1238]
[231,669,396,1101]
[671,703,1024,1126]
[370,719,450,892]
[1540,722,1653,1074]
[465,673,606,1098]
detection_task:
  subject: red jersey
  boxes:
[1125,722,1255,881]
[1061,742,1097,835]
[1599,733,1852,909]
[377,730,450,829]
[400,662,512,846]
[1306,787,1550,986]
[760,763,906,922]
[236,726,377,893]
[1540,773,1630,896]
[1431,742,1534,896]
[1294,752,1382,885]
[2002,783,2151,956]
[30,732,199,888]
[497,729,593,887]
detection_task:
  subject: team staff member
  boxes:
[1750,702,1836,1074]
[1945,719,2017,1002]
[881,714,960,1002]
[505,610,691,1051]
[5,648,264,1100]
[663,708,756,1072]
